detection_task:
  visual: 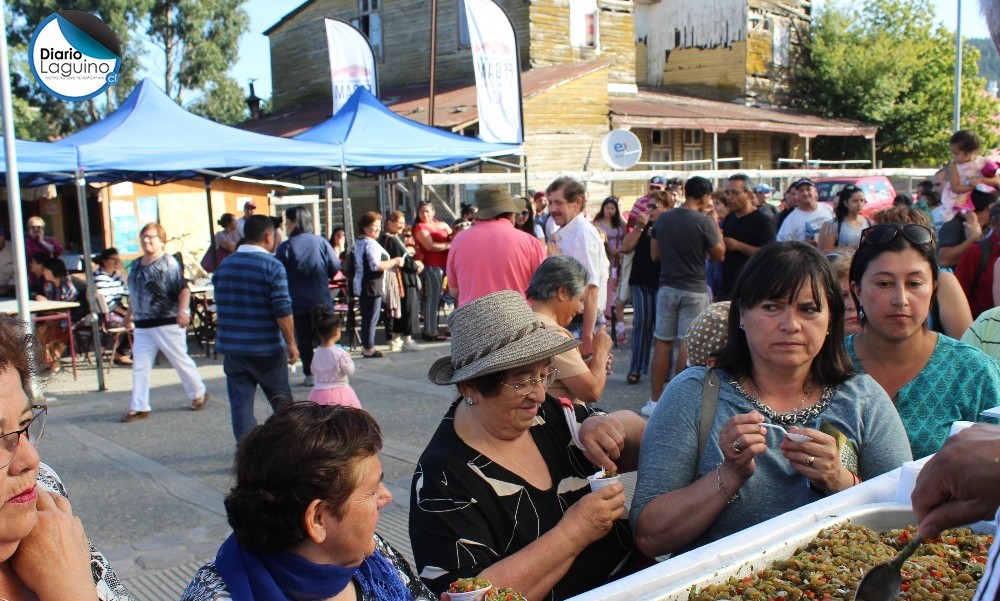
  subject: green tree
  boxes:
[793,0,1000,167]
[146,0,249,122]
[969,38,1000,84]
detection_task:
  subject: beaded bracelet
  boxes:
[716,463,739,505]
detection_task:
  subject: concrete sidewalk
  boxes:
[41,329,649,598]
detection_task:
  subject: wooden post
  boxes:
[711,131,719,171]
[870,137,877,169]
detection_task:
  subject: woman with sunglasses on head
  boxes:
[593,196,628,344]
[632,242,910,558]
[0,315,134,600]
[847,222,1000,459]
[410,291,645,600]
[871,207,972,339]
[818,185,871,253]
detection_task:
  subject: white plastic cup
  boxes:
[894,461,922,505]
[448,585,492,601]
[588,469,621,492]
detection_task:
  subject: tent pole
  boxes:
[378,174,386,216]
[76,170,106,391]
[0,3,30,328]
[521,155,528,195]
[341,167,354,247]
[205,178,218,269]
[325,178,334,238]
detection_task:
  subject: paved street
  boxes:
[42,323,649,599]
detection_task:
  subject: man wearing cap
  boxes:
[754,183,780,221]
[628,176,667,226]
[236,200,257,238]
[547,177,610,357]
[0,227,15,296]
[775,179,834,245]
[720,174,776,300]
[955,200,1000,317]
[939,191,995,268]
[446,186,547,307]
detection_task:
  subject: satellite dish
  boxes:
[601,129,642,170]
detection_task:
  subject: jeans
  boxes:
[422,267,443,336]
[223,351,293,441]
[629,285,657,375]
[360,294,382,349]
[293,312,317,376]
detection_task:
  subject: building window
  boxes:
[718,134,739,159]
[772,21,790,67]
[650,130,672,166]
[458,0,470,49]
[351,0,383,60]
[570,0,599,48]
[683,129,703,164]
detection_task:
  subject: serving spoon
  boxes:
[760,422,813,442]
[853,535,923,601]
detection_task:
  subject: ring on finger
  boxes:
[732,439,743,454]
[805,455,815,467]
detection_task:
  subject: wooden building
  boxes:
[251,0,874,198]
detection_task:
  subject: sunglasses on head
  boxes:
[859,224,934,248]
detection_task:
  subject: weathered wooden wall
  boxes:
[528,0,635,86]
[661,41,747,99]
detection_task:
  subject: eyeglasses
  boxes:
[0,405,46,469]
[520,210,530,216]
[859,224,934,248]
[502,367,559,396]
[140,234,160,241]
[29,225,44,230]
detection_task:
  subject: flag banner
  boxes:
[325,18,378,115]
[464,0,523,144]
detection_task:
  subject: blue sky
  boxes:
[216,0,991,102]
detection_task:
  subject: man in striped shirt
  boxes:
[212,215,299,441]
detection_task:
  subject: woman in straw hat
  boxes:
[409,291,645,601]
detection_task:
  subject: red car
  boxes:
[814,176,897,217]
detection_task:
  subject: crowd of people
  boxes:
[5,91,1000,601]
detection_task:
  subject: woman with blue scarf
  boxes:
[181,403,432,601]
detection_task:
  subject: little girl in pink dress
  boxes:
[308,306,361,408]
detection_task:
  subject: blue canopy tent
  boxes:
[38,78,349,388]
[0,139,77,182]
[293,86,523,241]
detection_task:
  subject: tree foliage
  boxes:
[6,0,249,139]
[969,38,1000,84]
[792,0,1000,167]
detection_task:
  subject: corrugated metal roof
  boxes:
[610,90,878,138]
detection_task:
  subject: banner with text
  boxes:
[464,0,523,144]
[325,18,378,115]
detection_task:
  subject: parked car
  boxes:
[814,176,897,217]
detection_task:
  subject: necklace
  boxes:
[731,378,836,426]
[473,417,548,489]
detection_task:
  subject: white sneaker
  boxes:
[302,375,315,387]
[402,338,420,351]
[388,338,403,352]
[615,322,627,345]
[640,399,657,417]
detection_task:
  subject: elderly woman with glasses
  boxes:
[0,315,134,599]
[633,242,911,557]
[527,256,613,404]
[847,223,1000,459]
[410,291,646,600]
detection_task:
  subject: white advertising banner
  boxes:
[325,18,378,115]
[464,0,523,144]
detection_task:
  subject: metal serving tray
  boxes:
[632,503,994,601]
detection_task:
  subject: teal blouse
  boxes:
[846,333,1000,459]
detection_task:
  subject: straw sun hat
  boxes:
[428,290,580,385]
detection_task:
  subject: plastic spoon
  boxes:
[854,535,923,601]
[760,422,812,442]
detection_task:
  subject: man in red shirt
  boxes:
[955,201,1000,318]
[447,186,547,307]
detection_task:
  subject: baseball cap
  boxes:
[793,178,815,189]
[649,176,666,190]
[244,200,257,209]
[755,183,774,194]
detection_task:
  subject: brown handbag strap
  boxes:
[695,368,720,470]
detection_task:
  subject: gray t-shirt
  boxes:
[631,366,912,552]
[651,207,719,292]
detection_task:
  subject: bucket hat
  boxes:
[685,301,731,368]
[473,186,522,220]
[428,290,580,385]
